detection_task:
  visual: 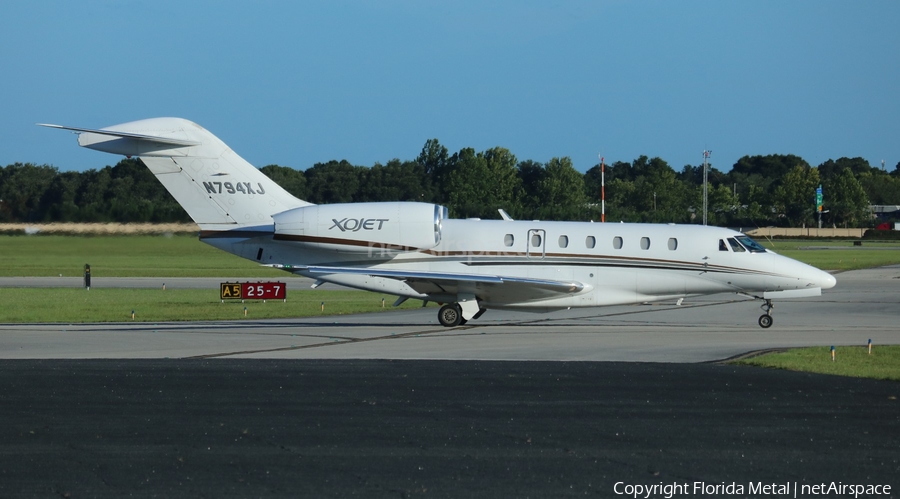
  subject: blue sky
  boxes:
[2,1,898,174]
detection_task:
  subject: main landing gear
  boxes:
[758,299,774,328]
[438,304,465,327]
[437,303,486,327]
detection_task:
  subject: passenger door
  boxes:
[526,229,546,260]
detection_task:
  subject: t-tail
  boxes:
[38,117,310,232]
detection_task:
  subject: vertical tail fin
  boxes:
[40,118,310,230]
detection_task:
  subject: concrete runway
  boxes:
[1,266,899,361]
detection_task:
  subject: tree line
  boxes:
[2,140,898,228]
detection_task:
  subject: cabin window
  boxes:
[667,238,677,250]
[558,235,569,248]
[613,236,623,249]
[504,234,514,247]
[640,237,650,250]
[727,238,746,252]
[586,236,596,249]
[531,233,542,247]
[719,239,729,251]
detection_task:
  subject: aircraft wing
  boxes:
[282,265,586,302]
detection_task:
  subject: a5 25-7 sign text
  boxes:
[220,282,286,300]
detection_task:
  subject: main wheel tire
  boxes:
[438,304,462,327]
[758,314,773,328]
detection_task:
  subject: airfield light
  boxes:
[831,345,835,362]
[868,339,872,355]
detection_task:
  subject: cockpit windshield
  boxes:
[727,238,746,252]
[734,235,767,253]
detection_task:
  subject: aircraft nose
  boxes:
[785,255,836,290]
[819,270,837,290]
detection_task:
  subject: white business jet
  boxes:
[41,118,836,328]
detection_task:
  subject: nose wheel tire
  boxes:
[438,303,463,327]
[756,298,774,328]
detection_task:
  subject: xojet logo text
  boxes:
[329,218,389,232]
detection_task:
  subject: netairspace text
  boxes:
[613,481,892,498]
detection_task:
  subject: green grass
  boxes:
[733,345,900,381]
[772,249,900,271]
[755,239,900,271]
[763,239,900,248]
[0,288,431,323]
[0,234,283,277]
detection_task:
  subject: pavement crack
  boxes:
[185,326,464,359]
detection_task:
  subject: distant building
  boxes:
[871,205,900,220]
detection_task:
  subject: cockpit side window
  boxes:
[734,235,767,253]
[719,239,729,251]
[727,238,746,252]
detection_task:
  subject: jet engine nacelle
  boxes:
[273,202,448,255]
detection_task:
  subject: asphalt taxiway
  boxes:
[0,359,897,498]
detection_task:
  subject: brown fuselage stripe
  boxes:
[272,233,422,252]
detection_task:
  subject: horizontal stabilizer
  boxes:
[37,123,201,148]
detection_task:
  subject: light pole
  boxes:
[816,185,823,229]
[599,154,605,223]
[702,150,711,225]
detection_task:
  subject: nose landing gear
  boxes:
[758,299,774,328]
[740,292,777,328]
